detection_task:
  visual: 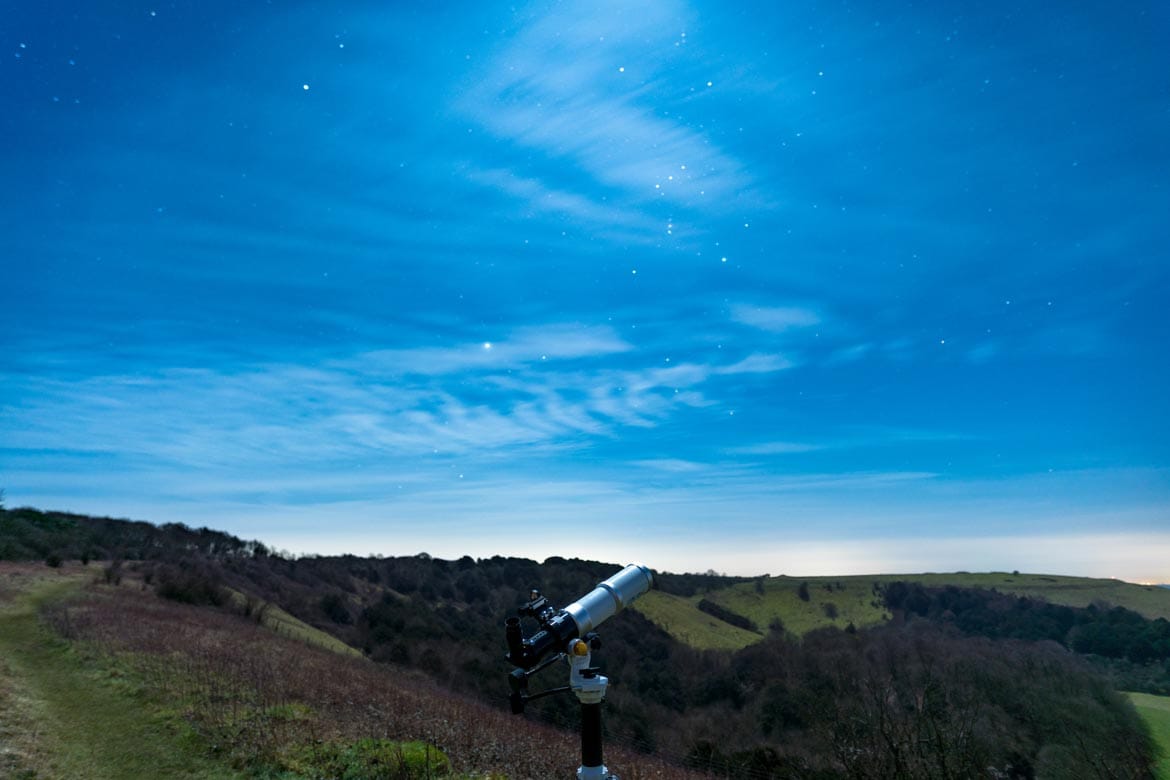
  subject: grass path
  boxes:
[0,568,241,780]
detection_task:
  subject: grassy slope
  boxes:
[0,565,242,780]
[260,602,365,658]
[634,590,762,650]
[227,588,364,658]
[636,571,1170,651]
[1,563,697,780]
[1126,693,1170,780]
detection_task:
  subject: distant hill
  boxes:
[635,571,1170,651]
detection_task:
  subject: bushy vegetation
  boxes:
[697,598,759,633]
[0,506,268,564]
[881,580,1170,694]
[692,624,1155,778]
[281,738,451,778]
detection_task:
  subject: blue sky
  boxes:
[3,1,1168,580]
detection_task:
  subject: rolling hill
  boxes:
[635,571,1170,651]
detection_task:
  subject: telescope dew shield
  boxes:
[563,563,654,635]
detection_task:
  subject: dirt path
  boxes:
[0,565,241,780]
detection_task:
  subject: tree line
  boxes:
[880,580,1170,694]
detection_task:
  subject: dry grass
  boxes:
[49,579,707,780]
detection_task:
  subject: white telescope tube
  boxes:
[563,563,653,634]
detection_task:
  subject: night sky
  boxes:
[3,1,1168,580]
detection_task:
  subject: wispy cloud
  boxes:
[717,353,794,374]
[465,167,663,241]
[730,304,821,333]
[0,320,799,475]
[630,458,707,473]
[824,343,872,365]
[728,441,823,455]
[358,323,634,376]
[458,0,752,221]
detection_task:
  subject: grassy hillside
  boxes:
[635,572,1170,651]
[1127,692,1170,780]
[0,564,244,780]
[0,561,704,780]
[632,590,762,650]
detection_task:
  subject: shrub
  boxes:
[698,599,758,632]
[283,739,451,779]
[321,592,353,624]
[154,563,228,606]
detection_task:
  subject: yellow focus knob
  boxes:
[571,639,589,656]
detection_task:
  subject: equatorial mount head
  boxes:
[504,564,652,673]
[504,564,653,713]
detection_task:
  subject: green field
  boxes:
[635,572,1170,651]
[1127,692,1170,780]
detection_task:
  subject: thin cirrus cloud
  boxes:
[463,167,665,242]
[730,303,822,333]
[458,0,751,218]
[357,323,634,376]
[0,322,797,472]
[728,441,824,456]
[717,353,795,374]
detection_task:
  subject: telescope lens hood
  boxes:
[563,563,653,635]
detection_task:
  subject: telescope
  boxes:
[504,563,654,780]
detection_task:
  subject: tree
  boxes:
[320,592,353,624]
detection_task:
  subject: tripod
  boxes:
[509,631,617,780]
[504,566,653,779]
